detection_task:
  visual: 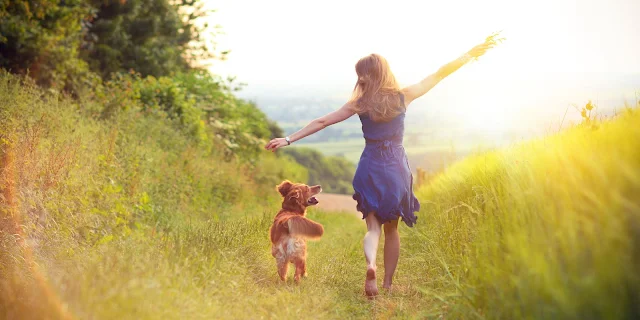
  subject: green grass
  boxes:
[0,72,302,319]
[410,108,640,319]
[4,71,640,319]
[30,209,450,319]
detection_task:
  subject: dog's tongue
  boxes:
[308,197,319,205]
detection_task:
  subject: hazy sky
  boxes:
[204,0,639,133]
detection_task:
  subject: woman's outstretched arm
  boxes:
[265,102,355,152]
[403,36,499,106]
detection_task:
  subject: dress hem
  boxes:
[352,191,419,227]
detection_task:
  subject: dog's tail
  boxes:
[287,216,324,240]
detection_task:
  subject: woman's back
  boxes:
[353,93,418,228]
[358,94,406,144]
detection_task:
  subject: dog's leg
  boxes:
[301,258,307,278]
[293,258,306,283]
[277,261,289,281]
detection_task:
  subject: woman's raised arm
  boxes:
[265,102,356,152]
[403,35,501,106]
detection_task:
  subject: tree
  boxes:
[83,0,221,79]
[1,0,223,90]
[0,0,96,91]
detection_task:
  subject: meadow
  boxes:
[2,69,639,319]
[3,0,639,318]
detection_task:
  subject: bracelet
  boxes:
[285,136,291,145]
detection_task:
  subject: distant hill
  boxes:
[241,72,640,148]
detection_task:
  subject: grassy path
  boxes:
[239,209,439,319]
[315,193,360,216]
[45,208,442,319]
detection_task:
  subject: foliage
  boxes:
[0,0,221,91]
[82,0,221,79]
[0,0,97,91]
[169,70,273,161]
[76,70,271,162]
[267,119,284,139]
[0,70,306,250]
[135,74,209,143]
[251,153,308,196]
[0,0,274,163]
[283,147,355,194]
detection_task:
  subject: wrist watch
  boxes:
[285,136,291,145]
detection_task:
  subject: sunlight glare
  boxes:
[206,0,640,134]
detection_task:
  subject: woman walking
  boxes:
[265,36,497,297]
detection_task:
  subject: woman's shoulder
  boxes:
[398,91,405,108]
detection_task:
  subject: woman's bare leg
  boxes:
[383,219,400,289]
[363,213,381,297]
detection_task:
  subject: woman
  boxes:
[265,37,497,297]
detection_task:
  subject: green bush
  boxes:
[83,70,274,162]
[0,71,284,239]
[1,0,219,93]
[172,70,272,162]
[0,0,97,92]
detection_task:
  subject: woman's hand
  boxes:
[467,42,494,59]
[265,138,289,152]
[467,31,504,59]
[403,31,504,105]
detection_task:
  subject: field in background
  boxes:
[294,138,480,173]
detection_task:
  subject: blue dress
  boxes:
[352,93,420,227]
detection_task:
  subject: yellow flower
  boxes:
[586,100,594,111]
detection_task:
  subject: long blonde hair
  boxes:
[349,54,403,122]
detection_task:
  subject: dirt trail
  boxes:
[314,193,361,217]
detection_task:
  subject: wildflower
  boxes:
[586,100,594,111]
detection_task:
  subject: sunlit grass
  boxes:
[41,210,436,319]
[3,71,640,319]
[32,207,465,319]
[412,107,640,319]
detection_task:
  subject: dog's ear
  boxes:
[289,189,300,200]
[276,180,293,197]
[287,189,301,204]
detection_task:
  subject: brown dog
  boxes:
[270,180,324,283]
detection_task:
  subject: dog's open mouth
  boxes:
[307,196,319,205]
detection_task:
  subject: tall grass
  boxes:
[0,72,306,318]
[3,69,640,319]
[412,108,640,319]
